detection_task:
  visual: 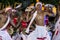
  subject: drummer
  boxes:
[0,7,12,40]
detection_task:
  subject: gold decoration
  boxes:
[52,6,57,16]
[36,0,40,2]
[30,3,34,6]
[42,3,45,11]
[14,2,20,8]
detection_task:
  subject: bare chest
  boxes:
[36,13,45,20]
[0,14,7,28]
[35,13,45,26]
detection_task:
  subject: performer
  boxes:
[10,9,20,28]
[0,9,12,40]
[16,4,35,40]
[52,16,60,40]
[26,2,55,40]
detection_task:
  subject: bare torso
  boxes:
[0,14,7,28]
[35,11,46,26]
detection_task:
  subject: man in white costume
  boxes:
[52,17,60,40]
[26,2,54,40]
[0,7,12,40]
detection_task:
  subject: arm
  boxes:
[0,16,10,30]
[16,17,20,28]
[52,21,58,40]
[25,11,37,33]
[10,19,16,28]
[10,16,20,28]
[45,12,55,16]
[52,28,58,40]
[28,14,33,21]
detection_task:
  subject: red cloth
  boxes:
[56,31,59,35]
[13,17,17,25]
[6,23,11,29]
[7,17,17,29]
[6,17,17,29]
[21,20,27,28]
[45,19,48,25]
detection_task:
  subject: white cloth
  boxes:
[0,16,12,40]
[27,25,50,40]
[52,18,60,40]
[26,11,37,33]
[35,2,42,8]
[12,33,21,40]
[55,18,60,32]
[53,33,60,40]
[0,30,12,40]
[12,32,27,40]
[21,32,27,40]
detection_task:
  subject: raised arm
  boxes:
[45,12,55,16]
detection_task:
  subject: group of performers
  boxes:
[0,1,60,40]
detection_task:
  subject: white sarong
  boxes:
[27,25,50,40]
[53,32,60,40]
[0,30,12,40]
[52,18,60,40]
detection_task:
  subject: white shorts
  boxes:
[27,25,50,40]
[0,30,12,40]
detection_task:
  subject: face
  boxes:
[6,9,12,14]
[36,4,42,10]
[11,12,17,18]
[45,7,49,12]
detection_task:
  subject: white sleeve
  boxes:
[21,32,27,40]
[5,31,12,40]
[54,18,60,31]
[45,31,51,40]
[0,31,12,40]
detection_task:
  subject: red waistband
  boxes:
[37,37,46,40]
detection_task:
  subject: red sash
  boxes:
[56,31,59,35]
[21,20,27,28]
[37,37,46,40]
[13,18,17,25]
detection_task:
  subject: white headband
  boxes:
[12,9,16,12]
[35,2,42,7]
[5,7,12,12]
[25,6,34,12]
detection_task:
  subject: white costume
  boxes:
[12,33,21,40]
[52,17,60,40]
[0,30,12,40]
[26,2,50,40]
[0,16,12,40]
[27,25,50,40]
[12,32,27,40]
[25,11,50,40]
[21,32,27,40]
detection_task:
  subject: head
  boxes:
[25,5,34,13]
[35,2,42,10]
[5,7,12,15]
[11,9,20,19]
[11,9,17,16]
